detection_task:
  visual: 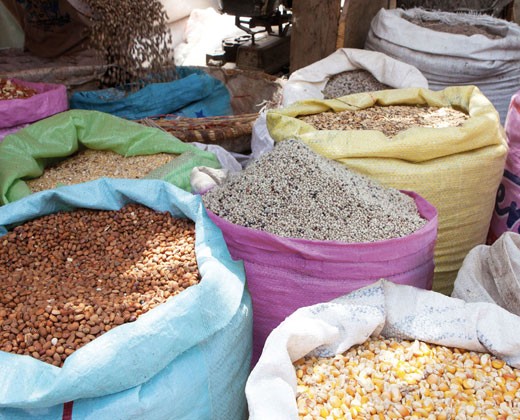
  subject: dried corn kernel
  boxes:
[294,337,520,419]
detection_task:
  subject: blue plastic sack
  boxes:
[0,179,252,420]
[69,68,232,120]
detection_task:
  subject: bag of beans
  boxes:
[266,85,508,295]
[0,78,68,142]
[246,279,520,419]
[365,8,520,123]
[0,109,221,205]
[488,89,520,243]
[203,139,438,366]
[0,178,252,420]
[282,48,428,106]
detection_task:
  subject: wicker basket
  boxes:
[138,113,258,154]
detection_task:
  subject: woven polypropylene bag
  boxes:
[488,90,520,242]
[266,85,508,295]
[207,190,437,366]
[245,279,520,420]
[0,178,252,420]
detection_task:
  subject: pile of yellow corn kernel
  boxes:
[294,336,520,419]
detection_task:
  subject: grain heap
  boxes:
[322,70,391,99]
[0,79,37,100]
[202,140,426,242]
[27,149,176,193]
[294,336,520,419]
[0,204,200,367]
[405,16,503,39]
[84,0,175,88]
[299,105,468,136]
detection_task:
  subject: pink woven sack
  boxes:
[0,79,68,141]
[206,190,438,366]
[489,90,520,244]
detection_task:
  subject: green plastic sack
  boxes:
[0,110,221,205]
[266,86,508,295]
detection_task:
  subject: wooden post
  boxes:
[290,0,341,73]
[340,0,387,49]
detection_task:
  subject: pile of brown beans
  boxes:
[0,204,200,367]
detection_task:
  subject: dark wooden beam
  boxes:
[290,0,341,73]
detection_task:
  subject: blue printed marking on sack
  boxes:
[495,170,520,232]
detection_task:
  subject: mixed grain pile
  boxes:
[322,70,391,99]
[295,336,520,419]
[203,140,426,242]
[299,105,468,136]
[0,204,199,367]
[27,149,176,193]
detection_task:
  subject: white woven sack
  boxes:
[246,279,520,420]
[282,48,429,106]
[365,8,520,123]
[160,0,219,23]
[452,231,520,316]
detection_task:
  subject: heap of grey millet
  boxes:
[202,139,426,242]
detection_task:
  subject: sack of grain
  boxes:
[0,110,221,205]
[488,89,520,243]
[0,78,68,142]
[266,86,508,295]
[246,279,520,419]
[365,8,520,123]
[282,48,428,106]
[203,140,438,366]
[0,178,252,420]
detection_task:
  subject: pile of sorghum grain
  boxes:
[0,204,199,367]
[0,79,37,100]
[295,336,520,419]
[27,149,176,193]
[299,105,468,136]
[202,140,426,242]
[322,70,391,99]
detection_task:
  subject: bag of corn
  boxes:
[266,86,508,295]
[246,279,520,419]
[0,178,252,420]
[0,110,221,205]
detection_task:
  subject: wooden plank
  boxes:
[341,0,387,49]
[290,0,341,73]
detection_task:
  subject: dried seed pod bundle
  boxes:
[84,0,175,88]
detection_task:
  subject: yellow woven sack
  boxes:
[267,86,507,295]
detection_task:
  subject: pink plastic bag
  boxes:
[489,91,520,244]
[0,79,68,141]
[206,190,438,366]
